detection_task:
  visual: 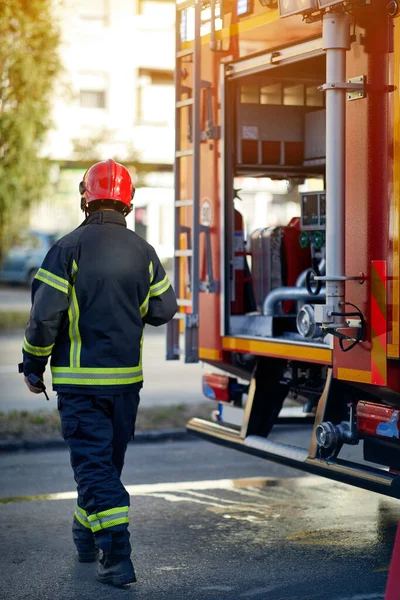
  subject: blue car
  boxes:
[0,230,59,286]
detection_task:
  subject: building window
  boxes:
[78,72,108,109]
[79,0,109,26]
[138,0,175,19]
[80,90,106,109]
[137,69,174,125]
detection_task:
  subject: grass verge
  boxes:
[0,402,216,441]
[0,312,29,331]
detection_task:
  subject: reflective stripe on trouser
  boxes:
[75,504,91,529]
[72,510,97,555]
[88,506,129,533]
[59,392,140,555]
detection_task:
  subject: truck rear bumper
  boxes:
[187,418,400,499]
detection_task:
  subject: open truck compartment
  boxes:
[225,52,328,348]
[167,0,400,498]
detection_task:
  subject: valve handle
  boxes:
[305,268,322,297]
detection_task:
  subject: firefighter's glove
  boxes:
[24,376,43,394]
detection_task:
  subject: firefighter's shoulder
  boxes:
[126,229,158,259]
[52,226,86,250]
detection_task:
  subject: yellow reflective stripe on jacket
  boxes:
[149,261,154,284]
[140,272,170,318]
[150,274,170,297]
[71,260,79,282]
[35,268,70,294]
[51,366,143,386]
[68,260,81,368]
[140,292,150,318]
[87,506,129,533]
[75,505,91,529]
[139,330,144,368]
[23,336,54,357]
[139,261,155,318]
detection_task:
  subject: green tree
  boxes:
[0,0,61,260]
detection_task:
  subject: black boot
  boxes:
[72,518,99,563]
[96,553,137,586]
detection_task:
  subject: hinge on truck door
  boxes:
[186,313,199,328]
[201,125,221,141]
[199,224,219,293]
[201,81,220,140]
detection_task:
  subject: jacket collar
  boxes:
[84,210,127,227]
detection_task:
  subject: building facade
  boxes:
[32,0,175,259]
[31,0,305,260]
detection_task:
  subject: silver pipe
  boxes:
[210,0,216,51]
[296,269,309,288]
[322,12,350,326]
[263,287,326,317]
[192,0,201,317]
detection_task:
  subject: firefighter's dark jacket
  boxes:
[22,210,178,394]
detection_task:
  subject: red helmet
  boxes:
[79,158,135,213]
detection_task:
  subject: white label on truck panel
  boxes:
[200,199,212,227]
[242,126,258,140]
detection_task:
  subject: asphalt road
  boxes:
[0,435,397,600]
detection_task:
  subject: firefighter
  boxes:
[21,158,177,586]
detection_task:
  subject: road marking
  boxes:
[0,477,284,504]
[373,566,389,573]
[335,595,384,600]
[239,585,284,597]
[201,586,235,592]
[185,490,275,511]
[157,566,187,572]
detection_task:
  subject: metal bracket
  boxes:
[344,319,362,329]
[270,51,281,65]
[186,313,199,328]
[199,224,219,293]
[317,75,366,101]
[347,76,366,101]
[201,126,221,141]
[199,278,219,293]
[200,82,220,141]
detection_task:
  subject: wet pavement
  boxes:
[0,438,397,600]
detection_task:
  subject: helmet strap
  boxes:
[80,196,90,218]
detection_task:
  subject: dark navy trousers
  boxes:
[58,391,140,555]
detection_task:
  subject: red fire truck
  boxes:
[166,0,400,498]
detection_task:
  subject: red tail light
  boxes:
[202,374,230,402]
[357,401,400,441]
